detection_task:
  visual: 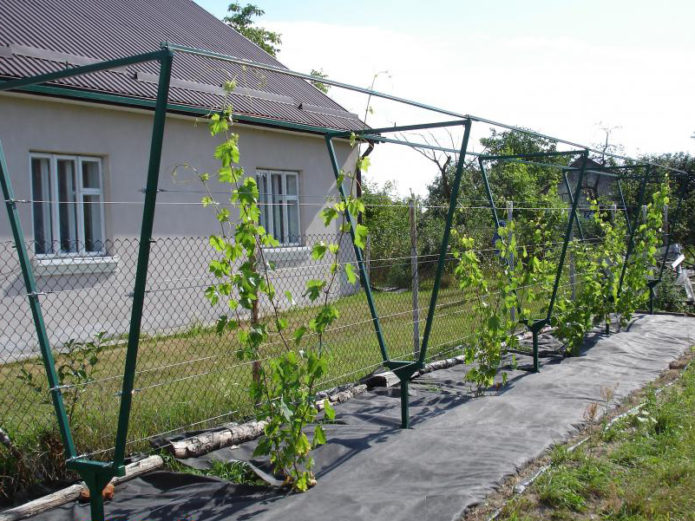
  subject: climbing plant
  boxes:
[616,180,669,325]
[553,180,670,352]
[553,240,603,354]
[200,105,364,491]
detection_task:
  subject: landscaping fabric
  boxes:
[30,314,695,521]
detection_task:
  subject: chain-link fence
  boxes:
[0,197,592,458]
[0,188,638,511]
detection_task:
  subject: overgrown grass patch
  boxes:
[161,453,265,487]
[496,351,695,521]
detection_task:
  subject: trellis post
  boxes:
[617,167,649,302]
[410,194,420,359]
[324,136,389,364]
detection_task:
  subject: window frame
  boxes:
[256,169,301,247]
[30,152,106,257]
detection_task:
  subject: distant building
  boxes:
[558,157,617,220]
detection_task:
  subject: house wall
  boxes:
[0,93,361,360]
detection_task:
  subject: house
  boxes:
[0,0,364,359]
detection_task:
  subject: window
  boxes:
[256,170,300,245]
[31,154,105,255]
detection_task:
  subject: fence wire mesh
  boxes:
[0,194,606,463]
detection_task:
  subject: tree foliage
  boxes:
[224,2,282,56]
[309,69,330,93]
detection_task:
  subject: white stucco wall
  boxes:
[0,93,361,359]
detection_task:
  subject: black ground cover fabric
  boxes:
[30,314,695,521]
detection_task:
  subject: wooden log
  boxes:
[169,420,267,459]
[362,371,400,389]
[417,355,466,376]
[0,455,163,521]
[170,384,369,458]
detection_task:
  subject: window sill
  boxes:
[33,256,119,276]
[261,245,310,263]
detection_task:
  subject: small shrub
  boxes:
[653,269,688,313]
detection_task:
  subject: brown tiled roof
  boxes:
[0,0,365,132]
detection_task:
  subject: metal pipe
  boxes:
[113,49,174,467]
[0,50,168,91]
[334,118,468,137]
[479,158,501,228]
[562,170,584,240]
[0,141,77,459]
[166,43,468,120]
[480,150,583,161]
[325,136,389,363]
[166,43,687,175]
[419,119,472,365]
[545,151,589,322]
[617,168,649,299]
[357,134,480,156]
[617,178,633,235]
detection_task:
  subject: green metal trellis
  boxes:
[478,150,589,372]
[0,46,173,521]
[0,42,690,521]
[326,118,473,428]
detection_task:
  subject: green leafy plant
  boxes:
[553,240,603,355]
[452,223,524,389]
[200,106,363,491]
[653,269,688,312]
[17,332,107,423]
[553,180,670,352]
[616,181,669,325]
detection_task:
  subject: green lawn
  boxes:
[1,284,478,454]
[0,269,560,503]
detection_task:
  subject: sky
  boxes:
[195,0,695,196]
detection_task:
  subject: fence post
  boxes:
[569,204,576,300]
[507,200,516,322]
[410,193,420,359]
[365,234,371,282]
[610,203,617,223]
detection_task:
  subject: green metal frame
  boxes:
[0,46,173,521]
[616,167,650,307]
[325,118,472,428]
[1,42,691,520]
[562,170,585,240]
[478,150,589,372]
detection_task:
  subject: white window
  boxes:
[30,154,105,255]
[256,170,300,245]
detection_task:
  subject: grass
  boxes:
[0,267,558,504]
[1,284,473,448]
[490,350,695,521]
[161,453,265,487]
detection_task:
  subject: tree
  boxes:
[224,3,282,57]
[224,4,329,95]
[362,181,411,287]
[634,152,694,258]
[309,69,330,93]
[417,129,566,255]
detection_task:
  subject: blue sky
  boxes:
[194,1,695,194]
